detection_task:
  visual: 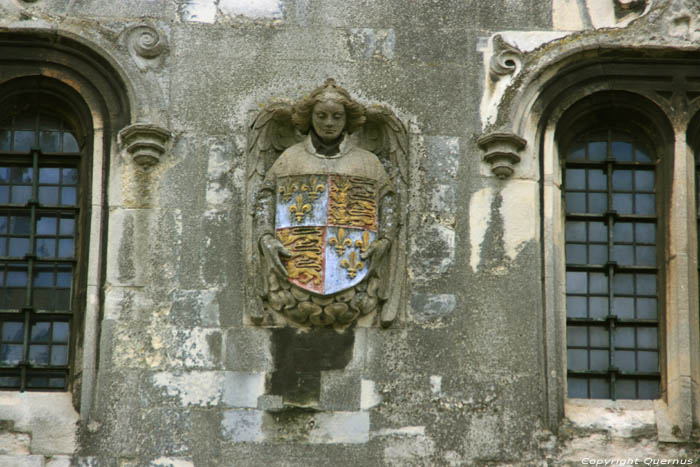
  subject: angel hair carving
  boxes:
[246,79,409,329]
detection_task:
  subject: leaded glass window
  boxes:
[564,128,660,400]
[0,102,82,391]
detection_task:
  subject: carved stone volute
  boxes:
[477,132,527,179]
[489,34,522,81]
[119,123,171,167]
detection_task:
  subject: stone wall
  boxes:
[0,0,698,465]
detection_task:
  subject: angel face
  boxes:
[312,101,346,143]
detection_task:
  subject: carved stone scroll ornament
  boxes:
[477,132,527,179]
[247,79,408,329]
[118,123,171,167]
[124,24,169,71]
[489,34,522,81]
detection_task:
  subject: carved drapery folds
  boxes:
[477,132,526,179]
[246,80,408,329]
[119,123,171,167]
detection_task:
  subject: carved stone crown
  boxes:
[477,132,527,179]
[119,123,171,167]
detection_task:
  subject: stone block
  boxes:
[45,457,72,467]
[222,372,266,408]
[309,412,369,444]
[0,431,30,455]
[0,455,45,467]
[151,371,224,407]
[410,293,456,322]
[223,328,273,372]
[319,371,361,411]
[256,395,284,412]
[221,410,265,443]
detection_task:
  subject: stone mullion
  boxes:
[664,131,700,437]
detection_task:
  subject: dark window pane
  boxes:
[612,141,633,161]
[636,246,656,267]
[635,148,652,162]
[27,376,48,388]
[39,168,60,184]
[59,217,74,235]
[638,328,658,349]
[635,171,654,191]
[589,272,608,294]
[613,297,634,319]
[9,238,29,257]
[1,344,23,364]
[568,377,588,397]
[568,349,588,371]
[615,327,634,348]
[566,193,585,213]
[40,131,60,152]
[37,216,57,235]
[590,327,608,347]
[590,350,609,370]
[0,186,9,203]
[10,216,30,235]
[0,376,20,388]
[636,223,655,243]
[613,193,633,213]
[635,194,655,215]
[10,167,32,184]
[56,266,72,288]
[60,187,76,206]
[39,113,61,130]
[638,380,659,399]
[614,245,634,265]
[617,350,636,371]
[48,377,66,388]
[39,187,59,205]
[637,298,657,319]
[588,193,607,213]
[589,245,607,264]
[1,322,24,341]
[63,133,79,152]
[616,379,636,399]
[566,272,587,293]
[589,222,607,242]
[30,322,50,343]
[636,274,656,295]
[36,238,56,258]
[58,239,73,258]
[53,322,69,343]
[28,345,49,364]
[590,378,610,399]
[566,244,586,264]
[589,297,608,318]
[0,130,9,150]
[612,170,633,190]
[614,274,634,295]
[10,186,31,205]
[567,326,587,346]
[614,223,633,243]
[588,141,606,161]
[61,168,78,185]
[566,169,585,189]
[566,296,587,318]
[6,265,27,286]
[588,169,607,190]
[638,351,658,372]
[51,345,68,366]
[566,221,586,241]
[14,131,35,151]
[0,167,9,183]
[567,145,585,161]
[33,266,53,287]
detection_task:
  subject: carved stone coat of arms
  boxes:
[246,79,408,329]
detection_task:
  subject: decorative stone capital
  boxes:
[118,123,171,167]
[477,132,527,179]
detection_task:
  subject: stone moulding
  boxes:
[477,132,526,179]
[118,123,171,166]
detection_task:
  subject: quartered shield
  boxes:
[275,174,378,295]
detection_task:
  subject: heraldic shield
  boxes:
[275,173,378,295]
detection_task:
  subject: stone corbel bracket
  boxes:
[118,123,172,167]
[477,132,527,179]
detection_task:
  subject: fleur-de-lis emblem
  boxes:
[279,179,299,202]
[289,194,311,222]
[301,176,325,201]
[329,228,353,256]
[354,231,371,254]
[340,250,364,279]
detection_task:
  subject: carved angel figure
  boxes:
[246,79,408,328]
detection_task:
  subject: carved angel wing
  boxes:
[353,104,409,327]
[247,100,300,180]
[354,104,409,187]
